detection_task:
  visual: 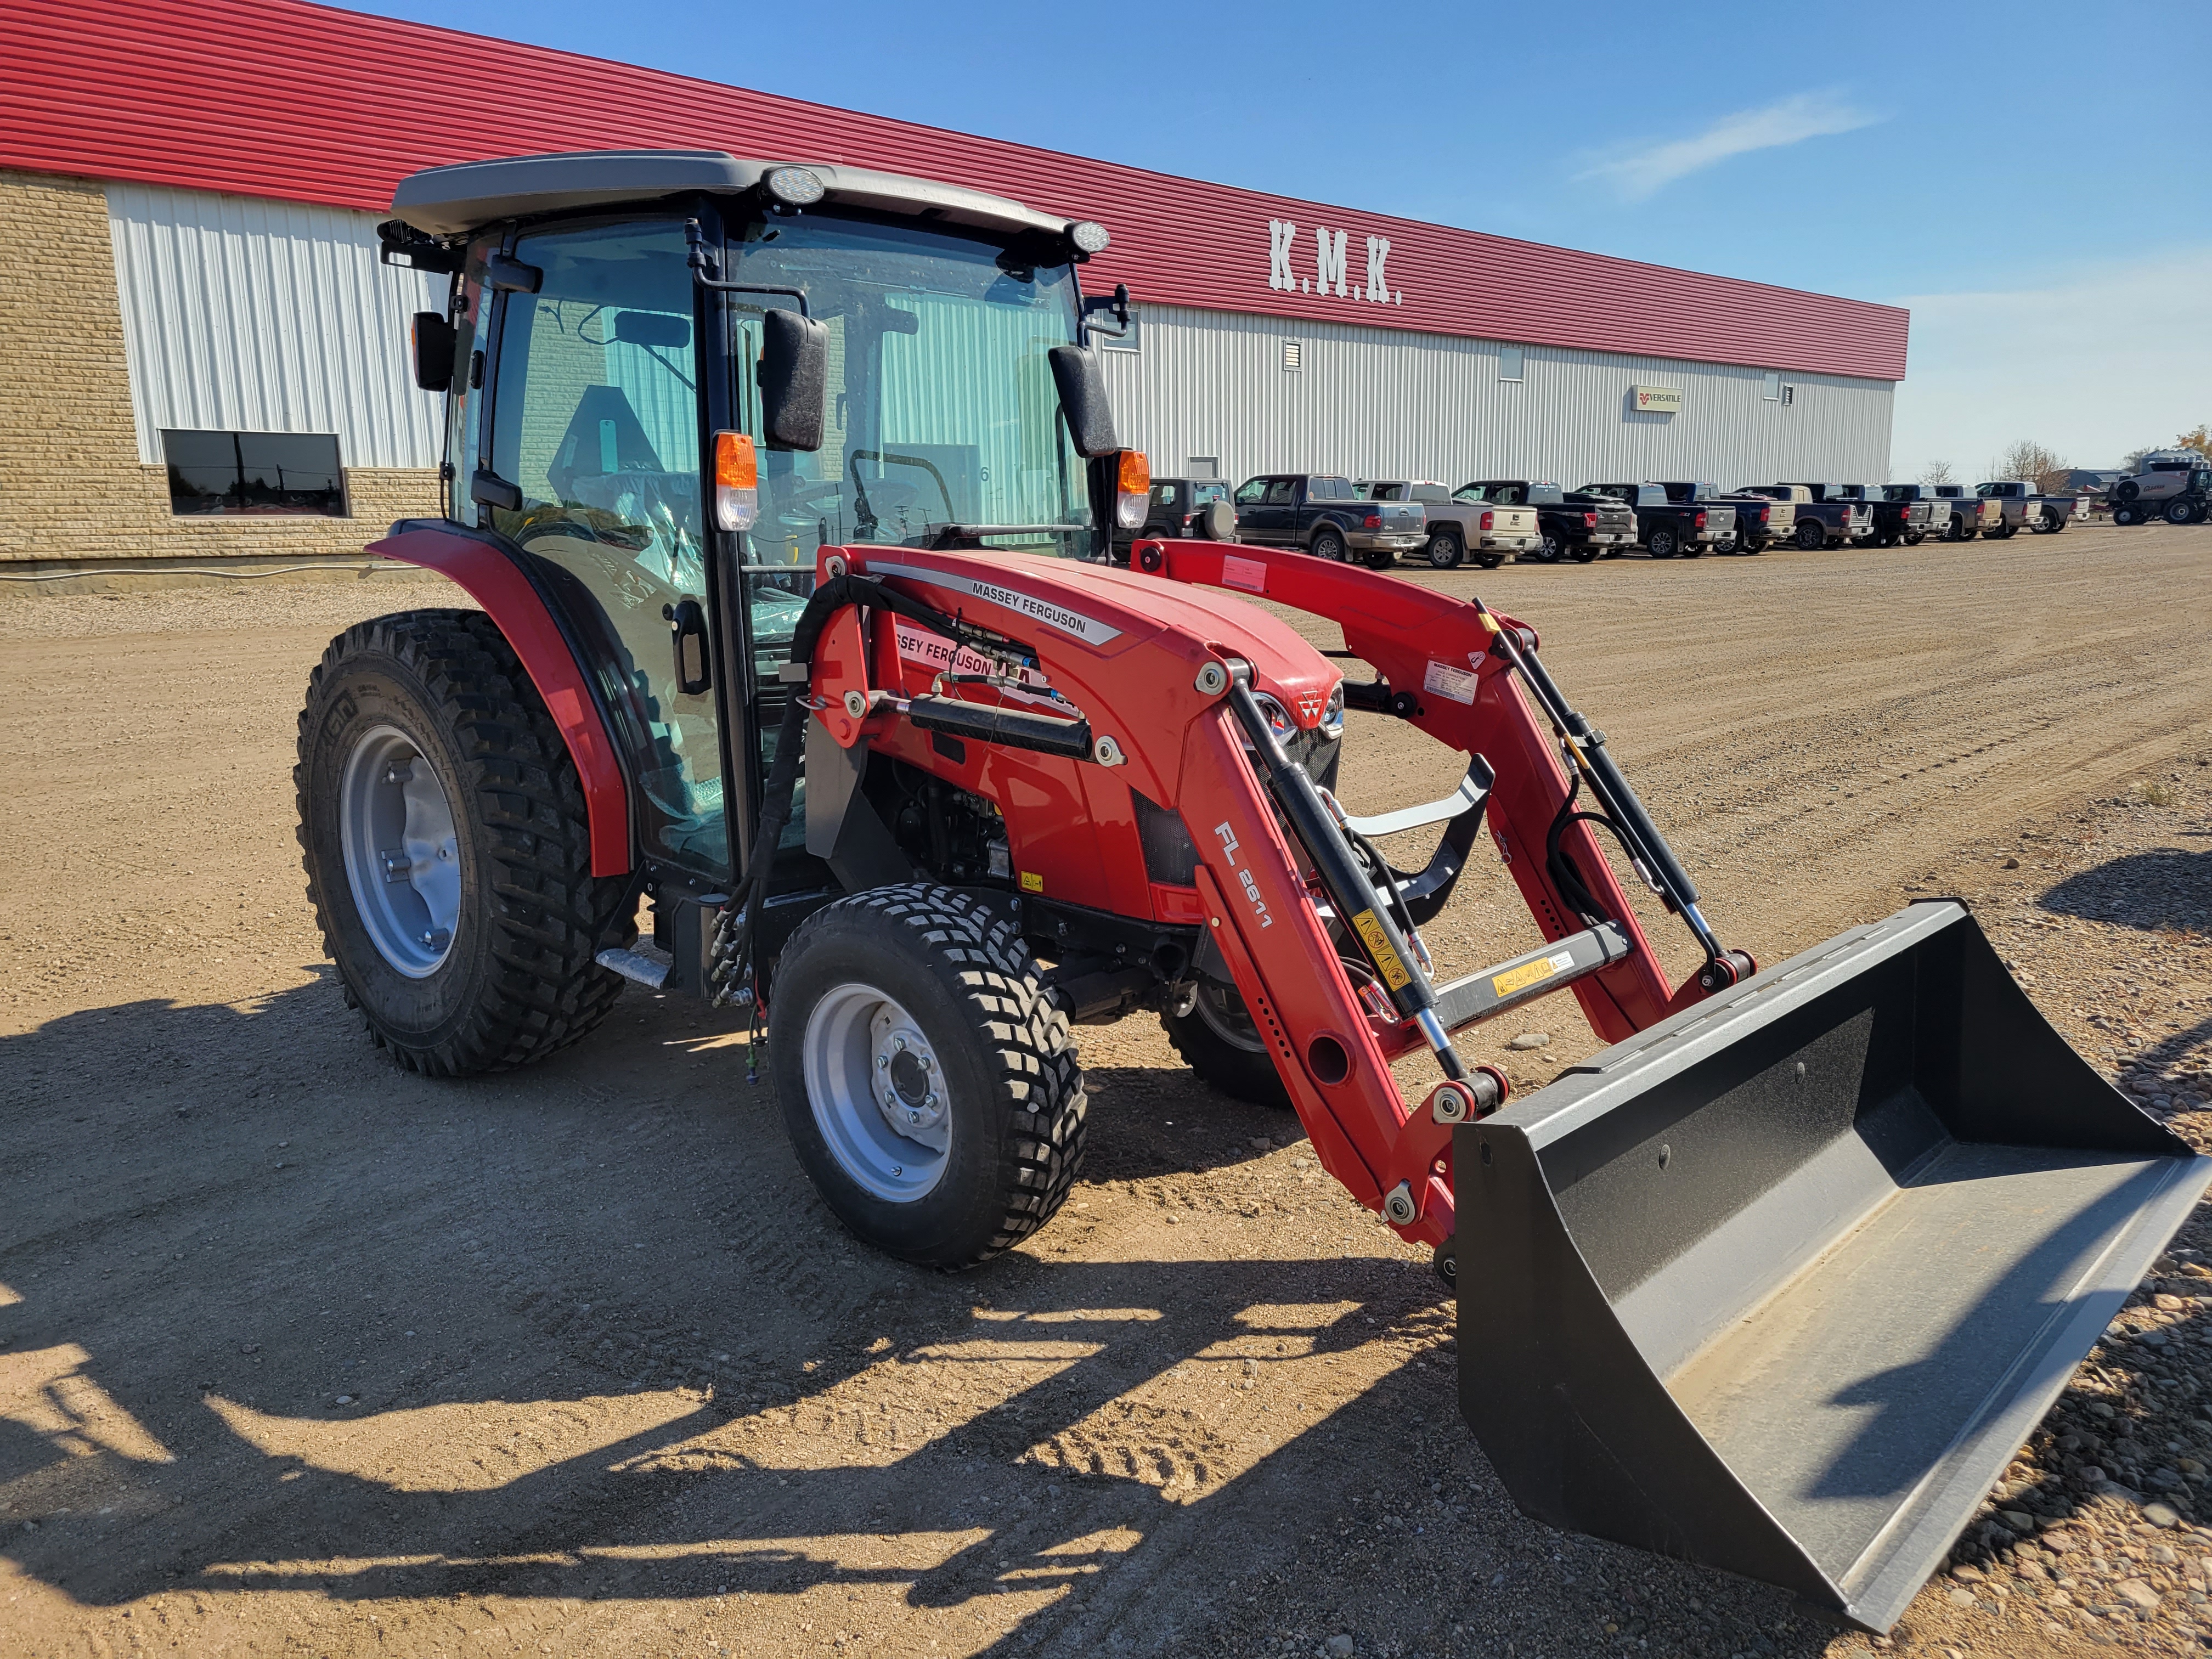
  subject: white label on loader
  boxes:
[1423,659,1480,705]
[865,562,1123,645]
[1221,554,1268,594]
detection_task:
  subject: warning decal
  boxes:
[1350,907,1413,992]
[1492,948,1575,1000]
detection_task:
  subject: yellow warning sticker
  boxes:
[1351,909,1413,991]
[1493,947,1576,999]
[1019,871,1044,893]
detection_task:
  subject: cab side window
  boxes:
[1234,478,1268,506]
[1263,479,1295,506]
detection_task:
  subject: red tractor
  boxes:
[302,150,2205,1633]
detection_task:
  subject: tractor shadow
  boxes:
[2039,844,2212,936]
[0,978,1844,1655]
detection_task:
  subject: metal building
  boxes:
[0,0,1906,572]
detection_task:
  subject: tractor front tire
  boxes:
[1163,981,1291,1109]
[768,885,1086,1268]
[296,609,633,1076]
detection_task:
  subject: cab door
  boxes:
[473,216,730,879]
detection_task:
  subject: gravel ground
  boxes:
[1,526,2209,1658]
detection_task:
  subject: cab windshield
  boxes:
[725,211,1096,583]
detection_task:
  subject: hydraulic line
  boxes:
[1470,598,1732,975]
[1222,666,1468,1085]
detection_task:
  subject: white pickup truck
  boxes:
[1357,479,1540,570]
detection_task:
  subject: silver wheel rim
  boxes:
[339,724,461,978]
[802,983,952,1202]
[1194,981,1268,1054]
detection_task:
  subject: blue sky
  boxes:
[353,0,2206,474]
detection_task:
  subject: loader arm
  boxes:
[1138,538,1733,1039]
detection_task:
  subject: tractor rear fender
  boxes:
[1140,539,1684,1041]
[369,523,633,877]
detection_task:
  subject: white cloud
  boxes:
[1888,249,2212,478]
[1576,92,1885,201]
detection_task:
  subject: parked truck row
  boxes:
[1113,468,2101,569]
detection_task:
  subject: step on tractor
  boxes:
[304,149,2208,1634]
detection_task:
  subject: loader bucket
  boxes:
[1455,900,2209,1632]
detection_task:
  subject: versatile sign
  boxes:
[1268,219,1403,307]
[1632,385,1684,414]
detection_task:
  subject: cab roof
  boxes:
[390,148,1079,242]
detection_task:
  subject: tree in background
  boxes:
[2177,425,2212,462]
[1990,441,2070,493]
[1919,460,1956,485]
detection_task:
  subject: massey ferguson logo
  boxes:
[1268,220,1403,307]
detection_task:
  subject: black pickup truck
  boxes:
[1232,473,1426,568]
[1582,482,1735,557]
[1929,484,2006,541]
[1111,476,1233,562]
[1454,480,1635,563]
[1740,484,1872,549]
[1827,483,1939,546]
[1652,481,1776,552]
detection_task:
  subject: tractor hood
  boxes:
[844,547,1344,736]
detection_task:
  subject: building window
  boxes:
[1762,371,1782,402]
[1498,346,1524,382]
[163,430,346,517]
[1282,339,1302,371]
[1098,313,1140,353]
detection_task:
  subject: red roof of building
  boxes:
[0,0,1909,380]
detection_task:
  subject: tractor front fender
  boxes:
[370,522,633,877]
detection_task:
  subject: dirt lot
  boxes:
[3,522,2210,1659]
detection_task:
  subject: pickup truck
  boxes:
[2108,452,2212,526]
[1877,483,1988,541]
[1581,483,1735,557]
[1232,473,1426,567]
[1358,479,1540,569]
[1927,484,2007,541]
[1973,479,2079,537]
[1827,483,1939,546]
[1457,480,1636,563]
[1651,481,1779,552]
[1739,484,1871,549]
[1111,476,1233,562]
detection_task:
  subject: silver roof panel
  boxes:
[390,148,1077,242]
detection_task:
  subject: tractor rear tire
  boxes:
[2166,499,2198,526]
[768,885,1085,1268]
[296,609,633,1076]
[1163,981,1291,1109]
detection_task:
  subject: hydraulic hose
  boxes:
[709,573,973,1005]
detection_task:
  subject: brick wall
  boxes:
[0,169,439,565]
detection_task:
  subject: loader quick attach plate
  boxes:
[1454,900,2210,1632]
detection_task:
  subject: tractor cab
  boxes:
[380,150,1139,900]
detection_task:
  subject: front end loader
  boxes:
[302,148,2207,1634]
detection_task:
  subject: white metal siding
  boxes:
[105,184,443,469]
[1101,303,1894,490]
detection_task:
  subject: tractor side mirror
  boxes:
[410,312,454,393]
[759,308,828,452]
[1048,345,1119,458]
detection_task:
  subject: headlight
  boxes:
[1320,683,1345,739]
